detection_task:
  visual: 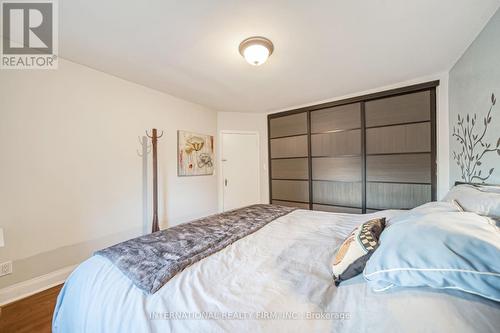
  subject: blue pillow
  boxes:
[363,211,500,302]
[386,201,461,226]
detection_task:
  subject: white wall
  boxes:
[216,112,269,211]
[0,59,218,290]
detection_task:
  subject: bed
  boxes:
[53,198,500,333]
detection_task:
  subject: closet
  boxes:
[268,81,437,213]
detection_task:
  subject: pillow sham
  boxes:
[387,201,461,226]
[443,184,500,218]
[477,184,500,194]
[332,218,386,286]
[363,211,500,302]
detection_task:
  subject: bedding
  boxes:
[386,201,461,226]
[53,208,500,333]
[96,204,295,294]
[332,218,385,286]
[443,184,500,218]
[478,184,500,193]
[364,210,500,301]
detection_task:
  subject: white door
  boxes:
[221,132,260,211]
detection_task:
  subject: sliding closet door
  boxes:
[268,82,437,213]
[310,103,363,213]
[269,112,310,209]
[365,90,434,210]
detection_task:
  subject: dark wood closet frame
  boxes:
[267,80,439,213]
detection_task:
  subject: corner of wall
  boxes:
[436,72,451,199]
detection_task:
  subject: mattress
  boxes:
[53,209,500,332]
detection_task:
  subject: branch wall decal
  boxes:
[452,93,500,183]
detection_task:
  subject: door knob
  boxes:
[225,179,228,186]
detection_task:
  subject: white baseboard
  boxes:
[0,265,77,306]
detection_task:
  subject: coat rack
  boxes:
[146,128,163,233]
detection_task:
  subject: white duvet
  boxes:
[53,209,500,333]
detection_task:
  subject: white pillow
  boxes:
[443,184,500,218]
[477,184,500,194]
[387,201,461,226]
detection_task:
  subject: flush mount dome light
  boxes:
[239,36,274,66]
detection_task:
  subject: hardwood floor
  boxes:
[0,284,63,333]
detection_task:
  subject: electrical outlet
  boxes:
[0,261,12,277]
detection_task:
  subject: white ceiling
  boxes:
[60,1,500,113]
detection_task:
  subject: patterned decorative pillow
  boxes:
[332,218,386,286]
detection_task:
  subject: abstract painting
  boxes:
[178,130,214,176]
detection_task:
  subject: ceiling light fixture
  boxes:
[239,36,274,66]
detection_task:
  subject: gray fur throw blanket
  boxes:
[95,204,296,294]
